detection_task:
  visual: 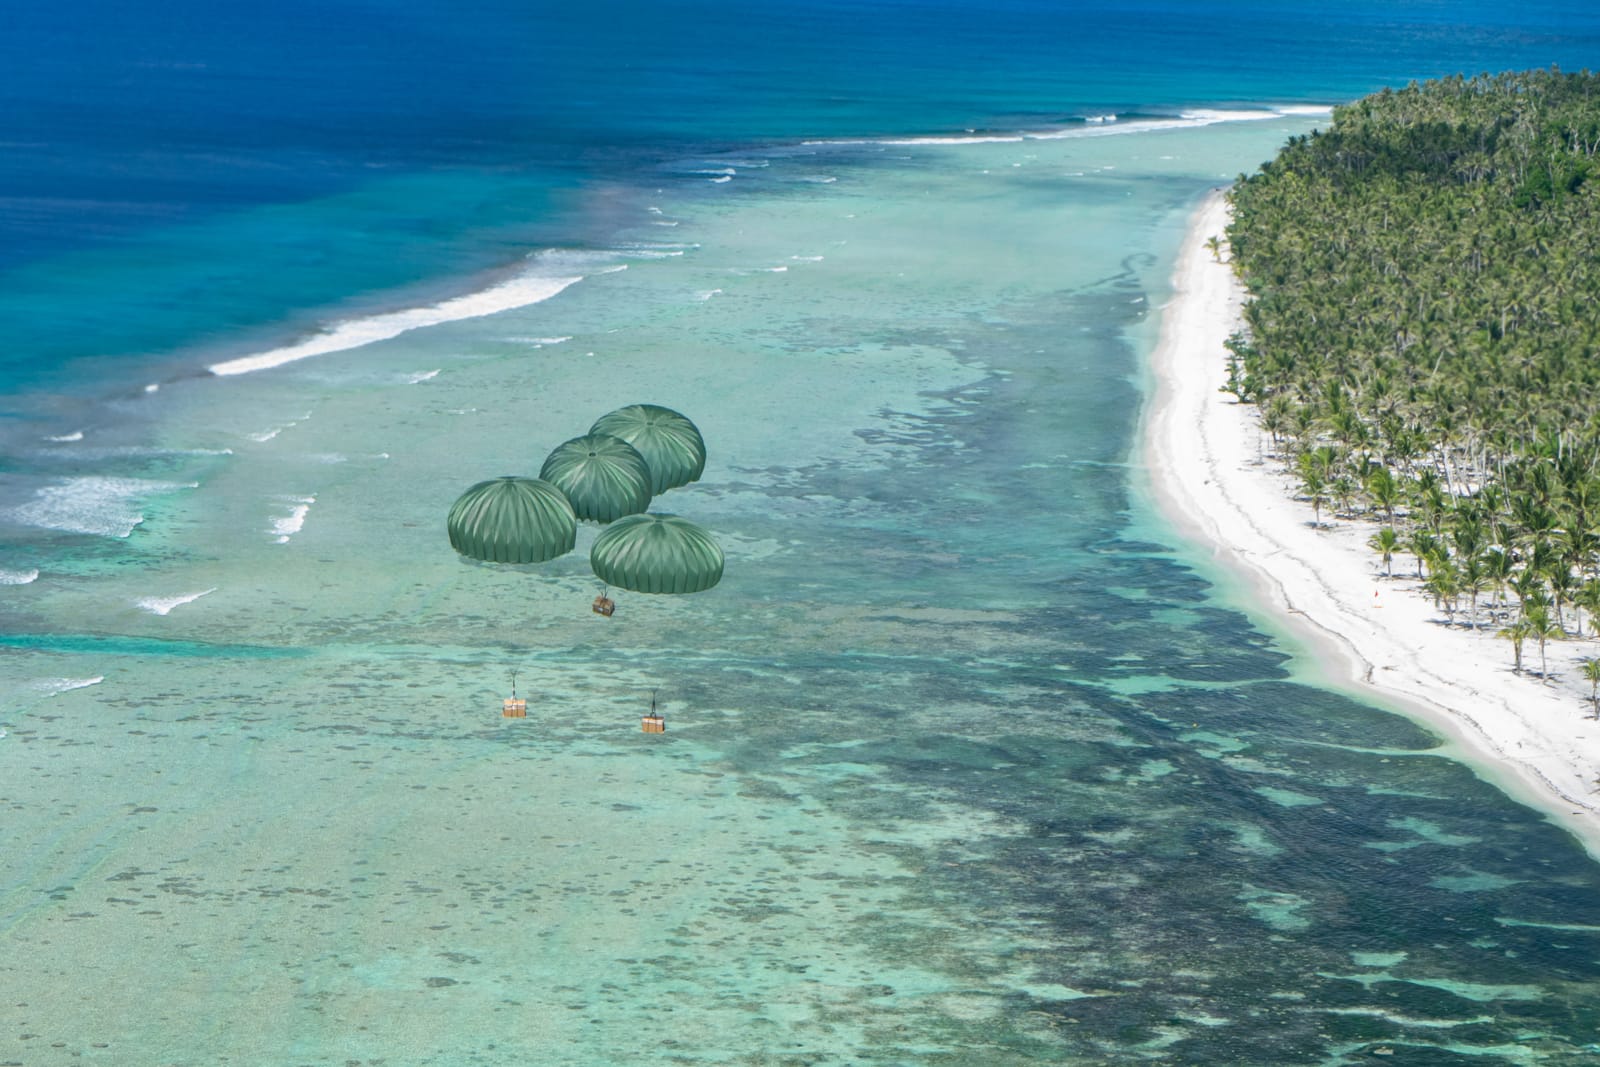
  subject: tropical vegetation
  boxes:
[1223,68,1600,687]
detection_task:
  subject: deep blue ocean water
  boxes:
[6,4,1600,1064]
[3,0,1599,402]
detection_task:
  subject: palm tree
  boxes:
[1576,578,1600,638]
[1483,545,1515,619]
[1525,602,1563,680]
[1365,465,1402,522]
[1205,235,1223,262]
[1369,527,1401,577]
[1406,529,1440,579]
[1331,475,1359,518]
[1511,567,1548,614]
[1583,658,1600,718]
[1544,562,1580,635]
[1301,466,1329,528]
[1412,475,1449,534]
[1459,552,1489,629]
[1498,616,1532,674]
[1425,560,1462,626]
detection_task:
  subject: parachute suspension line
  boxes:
[502,668,528,718]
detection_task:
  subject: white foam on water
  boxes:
[652,219,680,226]
[404,369,441,384]
[209,271,589,377]
[709,175,733,183]
[791,255,824,262]
[0,568,39,585]
[247,412,312,443]
[45,431,84,442]
[33,676,104,697]
[137,588,217,616]
[143,383,160,394]
[806,106,1317,150]
[694,289,723,301]
[792,175,837,183]
[10,477,196,538]
[695,168,737,176]
[43,445,234,461]
[1176,107,1286,123]
[271,495,316,543]
[805,132,1024,147]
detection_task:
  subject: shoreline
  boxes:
[1141,190,1600,858]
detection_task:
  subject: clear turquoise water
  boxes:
[5,5,1600,1065]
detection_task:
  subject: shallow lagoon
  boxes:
[4,118,1600,1064]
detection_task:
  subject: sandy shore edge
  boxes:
[1142,190,1600,856]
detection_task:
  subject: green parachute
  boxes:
[539,433,654,523]
[446,476,577,564]
[590,513,724,594]
[589,404,707,495]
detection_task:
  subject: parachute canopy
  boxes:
[447,476,577,564]
[589,404,706,495]
[590,513,724,594]
[539,433,653,523]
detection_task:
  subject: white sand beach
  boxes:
[1144,191,1600,854]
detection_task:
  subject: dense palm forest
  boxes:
[1224,69,1600,684]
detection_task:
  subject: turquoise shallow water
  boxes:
[4,116,1600,1064]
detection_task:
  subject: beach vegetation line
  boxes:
[1223,68,1600,689]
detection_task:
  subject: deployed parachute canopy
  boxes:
[590,513,724,594]
[590,404,706,495]
[539,433,653,524]
[447,476,576,564]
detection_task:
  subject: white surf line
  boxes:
[804,106,1333,148]
[499,335,572,346]
[246,411,314,443]
[8,477,198,539]
[271,495,316,543]
[32,676,105,697]
[136,588,217,616]
[0,569,39,585]
[209,272,588,377]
